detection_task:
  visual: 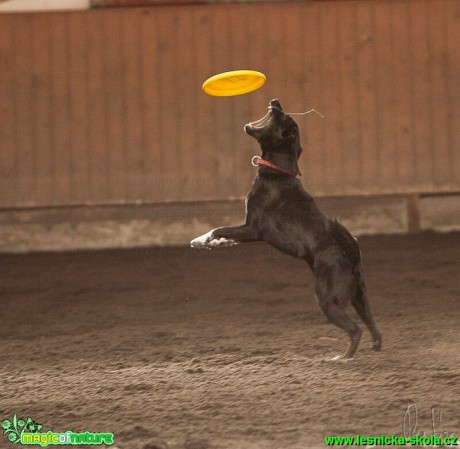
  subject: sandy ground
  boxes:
[1,232,459,449]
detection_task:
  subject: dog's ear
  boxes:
[285,141,303,176]
[295,146,303,176]
[284,157,302,177]
[281,125,302,175]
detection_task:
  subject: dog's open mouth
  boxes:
[245,110,272,131]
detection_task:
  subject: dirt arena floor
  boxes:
[1,232,459,449]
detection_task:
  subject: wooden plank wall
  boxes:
[0,0,459,208]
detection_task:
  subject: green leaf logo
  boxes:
[2,415,43,444]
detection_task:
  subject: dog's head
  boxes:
[244,99,303,176]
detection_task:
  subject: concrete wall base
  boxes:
[0,194,459,253]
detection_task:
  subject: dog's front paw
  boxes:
[190,230,238,249]
[190,230,214,250]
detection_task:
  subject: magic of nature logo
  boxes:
[2,414,114,446]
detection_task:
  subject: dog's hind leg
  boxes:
[316,295,362,359]
[351,270,382,351]
[315,272,362,359]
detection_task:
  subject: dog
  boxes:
[191,99,381,359]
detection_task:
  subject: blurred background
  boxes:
[0,0,459,252]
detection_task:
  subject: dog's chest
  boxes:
[246,180,281,214]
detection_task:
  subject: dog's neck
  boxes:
[259,149,301,177]
[253,157,298,178]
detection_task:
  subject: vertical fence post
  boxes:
[407,194,421,233]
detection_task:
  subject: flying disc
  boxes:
[202,70,266,97]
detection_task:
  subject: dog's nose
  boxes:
[270,98,282,109]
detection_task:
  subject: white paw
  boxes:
[208,237,238,247]
[190,230,214,248]
[328,355,353,362]
[190,230,238,249]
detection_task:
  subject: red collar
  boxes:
[251,156,298,178]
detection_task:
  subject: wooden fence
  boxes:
[0,0,459,208]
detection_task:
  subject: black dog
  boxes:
[191,99,381,359]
